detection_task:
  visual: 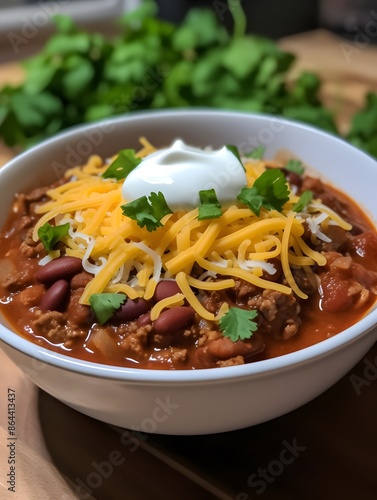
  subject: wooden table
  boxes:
[0,29,377,500]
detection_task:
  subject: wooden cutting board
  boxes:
[279,29,377,135]
[1,29,377,166]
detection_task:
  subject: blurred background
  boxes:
[1,0,377,62]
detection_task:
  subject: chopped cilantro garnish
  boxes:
[89,293,127,324]
[198,188,222,220]
[121,191,172,231]
[237,186,264,215]
[226,144,245,170]
[245,145,265,160]
[37,221,70,252]
[237,168,290,215]
[219,307,258,342]
[102,149,141,180]
[285,159,304,176]
[292,190,313,212]
[148,192,173,220]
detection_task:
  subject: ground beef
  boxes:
[1,264,36,291]
[217,356,244,367]
[291,267,317,295]
[121,326,151,358]
[20,228,45,258]
[32,310,68,343]
[248,289,300,340]
[171,348,188,363]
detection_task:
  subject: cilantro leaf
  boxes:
[245,146,265,160]
[238,168,290,215]
[121,196,160,231]
[226,144,245,171]
[121,191,172,231]
[198,188,222,220]
[37,222,70,251]
[89,293,127,325]
[219,307,258,342]
[102,149,141,180]
[148,191,173,219]
[292,190,313,212]
[237,186,264,216]
[285,159,304,175]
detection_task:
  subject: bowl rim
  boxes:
[1,108,377,384]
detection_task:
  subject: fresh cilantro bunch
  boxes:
[0,0,338,148]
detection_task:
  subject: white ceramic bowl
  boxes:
[1,110,377,435]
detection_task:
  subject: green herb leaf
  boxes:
[237,186,264,216]
[245,145,265,160]
[119,0,158,28]
[148,191,173,219]
[102,149,141,180]
[62,56,94,99]
[0,2,355,154]
[219,307,258,342]
[292,190,313,212]
[198,188,222,220]
[10,91,63,130]
[121,191,172,231]
[238,168,290,215]
[37,222,70,251]
[347,92,377,158]
[285,159,304,175]
[89,293,127,325]
[226,144,245,170]
[172,8,227,51]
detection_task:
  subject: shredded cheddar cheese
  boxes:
[32,141,352,322]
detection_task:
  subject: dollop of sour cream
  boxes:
[121,139,247,210]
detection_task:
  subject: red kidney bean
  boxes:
[113,298,150,322]
[39,279,69,312]
[67,289,94,327]
[70,271,93,290]
[286,171,302,190]
[154,280,181,302]
[36,257,82,284]
[153,306,195,335]
[136,311,151,327]
[262,258,282,283]
[207,334,265,362]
